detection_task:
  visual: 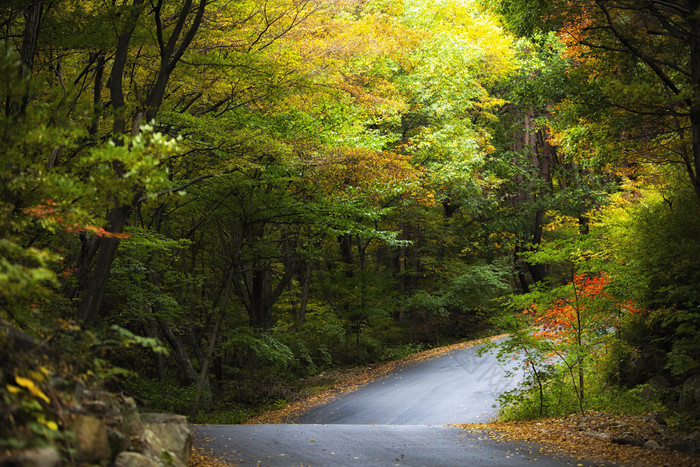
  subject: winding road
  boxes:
[193,342,604,466]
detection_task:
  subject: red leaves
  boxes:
[66,224,131,239]
[24,200,131,239]
[526,273,645,345]
[23,199,58,218]
[60,267,77,279]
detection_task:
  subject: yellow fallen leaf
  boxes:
[15,376,50,404]
[6,384,21,394]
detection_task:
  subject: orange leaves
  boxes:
[526,273,646,345]
[23,200,131,239]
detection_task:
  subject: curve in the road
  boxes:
[294,343,523,425]
[193,341,609,466]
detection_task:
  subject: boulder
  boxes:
[0,446,60,467]
[70,414,111,463]
[140,414,191,467]
[611,434,645,446]
[120,397,144,438]
[679,374,700,410]
[585,431,612,441]
[639,375,671,401]
[108,428,132,460]
[624,345,667,385]
[113,452,160,467]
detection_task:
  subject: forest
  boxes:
[1,0,699,456]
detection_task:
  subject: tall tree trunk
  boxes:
[525,208,547,284]
[296,262,312,327]
[89,53,105,136]
[513,248,530,293]
[5,0,43,117]
[689,0,700,204]
[236,258,297,329]
[74,0,145,326]
[77,203,132,326]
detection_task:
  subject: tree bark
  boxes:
[189,269,233,423]
[77,203,131,326]
[689,0,700,203]
[296,261,312,327]
[157,318,198,385]
[338,234,355,277]
[525,208,547,284]
[5,0,42,117]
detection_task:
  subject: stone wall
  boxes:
[0,391,191,467]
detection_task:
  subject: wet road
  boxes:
[295,343,522,425]
[192,342,603,466]
[193,423,590,466]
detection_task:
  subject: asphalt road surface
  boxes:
[295,343,523,425]
[193,343,605,466]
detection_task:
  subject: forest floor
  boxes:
[462,412,700,466]
[191,335,700,466]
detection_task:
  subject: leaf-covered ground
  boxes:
[460,412,700,466]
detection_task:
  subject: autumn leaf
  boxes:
[14,376,51,404]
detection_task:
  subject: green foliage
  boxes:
[0,239,59,329]
[596,185,700,385]
[224,328,295,370]
[110,325,169,355]
[124,377,196,414]
[604,187,700,311]
[195,405,257,425]
[662,310,700,378]
[497,369,662,421]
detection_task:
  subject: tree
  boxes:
[489,0,700,204]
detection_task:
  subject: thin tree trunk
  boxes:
[149,319,166,381]
[297,262,312,327]
[189,269,234,423]
[158,319,198,385]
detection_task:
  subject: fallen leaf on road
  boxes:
[457,411,699,467]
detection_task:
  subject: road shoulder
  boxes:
[459,411,699,467]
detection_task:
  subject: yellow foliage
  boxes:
[543,212,579,232]
[14,376,51,404]
[38,416,59,431]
